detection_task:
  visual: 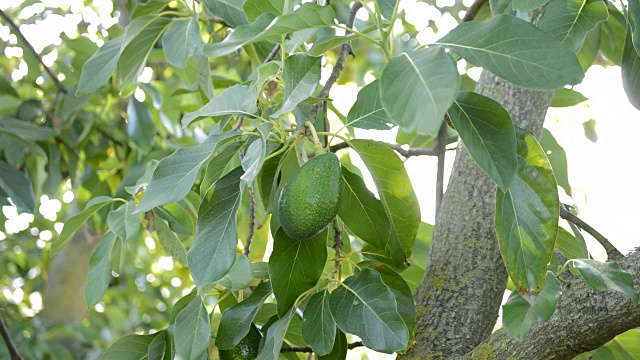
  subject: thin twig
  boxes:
[382,142,438,157]
[0,312,23,360]
[332,218,343,280]
[281,341,364,353]
[461,0,489,22]
[304,1,363,124]
[560,205,623,259]
[96,127,124,147]
[0,9,67,94]
[264,44,281,63]
[232,117,244,131]
[244,186,256,257]
[435,123,447,216]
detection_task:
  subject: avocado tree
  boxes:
[0,0,639,359]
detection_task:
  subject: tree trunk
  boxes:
[402,71,553,358]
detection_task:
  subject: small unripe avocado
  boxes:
[218,324,262,360]
[278,152,342,240]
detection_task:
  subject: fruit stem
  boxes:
[304,121,324,156]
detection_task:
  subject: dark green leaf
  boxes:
[0,160,35,214]
[302,290,336,355]
[202,0,248,28]
[155,203,194,236]
[622,31,640,111]
[52,196,117,255]
[600,6,626,66]
[154,212,188,267]
[174,295,211,360]
[181,85,257,126]
[136,131,240,213]
[512,0,547,12]
[269,228,327,316]
[329,268,409,353]
[99,334,156,360]
[502,271,562,340]
[540,128,572,196]
[346,80,393,130]
[572,259,639,304]
[438,14,585,90]
[350,139,421,262]
[214,254,253,290]
[196,56,215,100]
[0,116,57,141]
[537,0,608,53]
[447,91,517,190]
[108,201,141,245]
[243,0,285,23]
[555,227,589,260]
[318,330,347,360]
[551,88,588,107]
[256,307,296,360]
[127,98,156,152]
[377,0,398,20]
[203,3,335,57]
[77,37,123,95]
[132,0,170,19]
[0,76,18,98]
[85,233,115,308]
[490,0,515,15]
[216,281,272,349]
[309,34,357,56]
[241,123,273,186]
[162,15,201,68]
[380,47,459,136]
[578,24,601,70]
[271,54,321,118]
[188,167,243,288]
[147,330,168,360]
[495,129,559,292]
[628,0,640,54]
[170,290,197,323]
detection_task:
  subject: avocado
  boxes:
[278,152,342,240]
[218,324,262,360]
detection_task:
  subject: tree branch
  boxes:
[435,123,447,216]
[264,44,281,63]
[0,9,68,95]
[560,205,623,259]
[465,248,640,359]
[0,312,23,360]
[244,186,256,257]
[281,341,364,353]
[461,0,489,22]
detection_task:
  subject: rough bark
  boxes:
[401,71,553,358]
[465,248,640,359]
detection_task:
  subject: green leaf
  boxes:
[154,212,188,267]
[77,36,123,95]
[309,34,357,56]
[214,254,253,290]
[269,228,327,316]
[490,0,515,15]
[628,0,640,54]
[377,0,398,20]
[132,0,170,19]
[540,128,572,197]
[99,334,156,360]
[202,3,335,58]
[0,160,35,214]
[302,290,336,356]
[555,227,589,260]
[600,6,626,66]
[0,116,57,141]
[578,24,601,70]
[188,167,243,288]
[502,271,562,340]
[127,98,155,152]
[170,290,197,323]
[108,201,141,245]
[256,307,296,360]
[572,259,639,304]
[622,31,640,111]
[118,16,171,96]
[201,141,244,195]
[249,61,281,99]
[135,131,240,213]
[174,295,211,360]
[162,15,201,68]
[380,47,459,136]
[154,203,194,236]
[495,129,559,293]
[318,330,347,360]
[0,76,19,98]
[551,88,589,107]
[243,0,285,23]
[181,85,257,126]
[85,232,115,308]
[338,166,392,252]
[447,91,517,190]
[537,0,608,53]
[329,268,409,353]
[202,0,248,28]
[271,54,321,118]
[582,119,598,142]
[350,139,421,261]
[196,56,215,100]
[512,0,547,12]
[241,123,273,186]
[437,14,585,90]
[147,330,168,360]
[216,281,272,349]
[346,80,393,130]
[52,197,117,255]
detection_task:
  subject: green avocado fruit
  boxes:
[218,324,262,360]
[278,152,342,240]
